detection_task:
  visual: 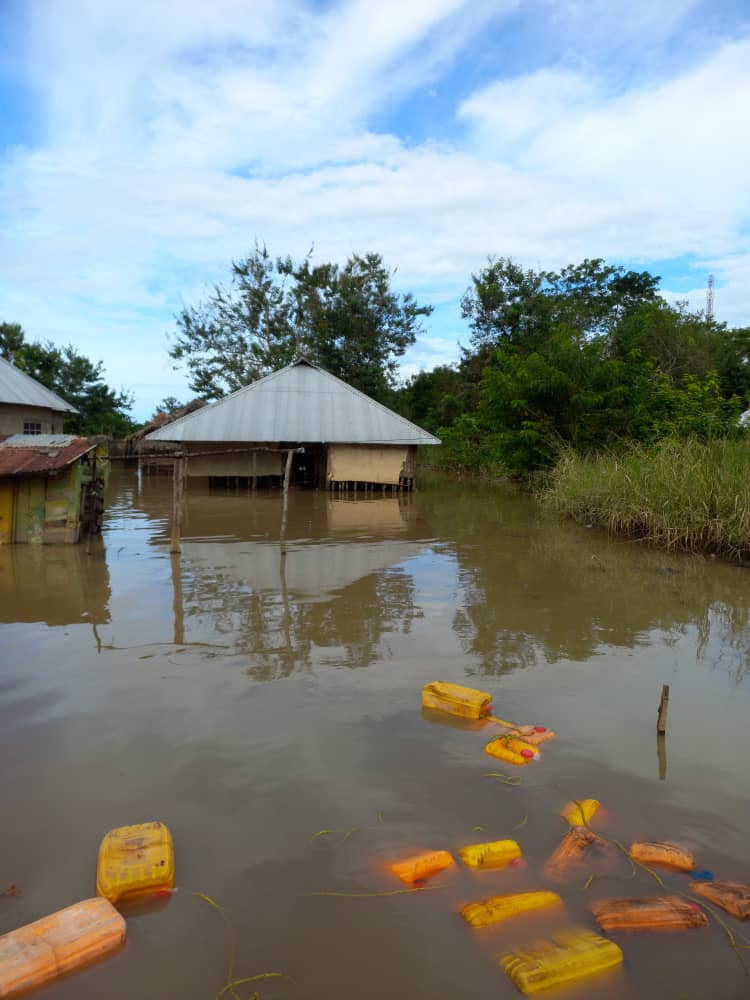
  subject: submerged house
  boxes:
[0,359,104,544]
[0,435,105,544]
[0,355,76,435]
[145,359,440,490]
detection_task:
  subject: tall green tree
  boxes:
[462,257,660,354]
[0,322,25,361]
[169,244,432,402]
[0,322,135,436]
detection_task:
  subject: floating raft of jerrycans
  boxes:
[421,682,555,750]
[0,821,174,998]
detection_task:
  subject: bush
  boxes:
[544,437,750,561]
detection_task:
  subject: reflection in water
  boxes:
[0,536,111,626]
[3,469,750,1000]
[417,481,750,683]
[173,540,423,677]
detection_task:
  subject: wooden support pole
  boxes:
[280,448,294,557]
[170,456,186,554]
[657,683,670,734]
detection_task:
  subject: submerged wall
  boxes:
[186,448,284,478]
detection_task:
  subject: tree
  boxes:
[0,322,135,436]
[169,244,432,402]
[151,396,184,419]
[462,257,660,354]
[0,322,24,361]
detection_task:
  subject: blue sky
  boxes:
[1,0,749,420]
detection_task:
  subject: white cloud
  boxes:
[1,1,749,419]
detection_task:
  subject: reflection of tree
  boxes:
[418,482,750,683]
[175,551,421,680]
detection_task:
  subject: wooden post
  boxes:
[171,551,184,646]
[657,684,670,734]
[280,448,294,557]
[170,456,186,554]
[657,733,667,781]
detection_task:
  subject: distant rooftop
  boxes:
[0,434,94,475]
[0,356,77,413]
[146,359,440,446]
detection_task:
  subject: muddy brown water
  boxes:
[1,468,750,999]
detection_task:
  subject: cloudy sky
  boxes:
[1,0,748,419]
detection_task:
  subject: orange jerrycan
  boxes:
[96,820,175,904]
[544,827,611,883]
[690,881,750,920]
[459,839,521,871]
[485,735,540,766]
[500,927,623,995]
[461,890,562,928]
[628,841,695,872]
[0,897,125,997]
[421,682,492,720]
[560,799,600,827]
[389,850,454,885]
[591,896,708,931]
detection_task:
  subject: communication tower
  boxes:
[705,274,715,323]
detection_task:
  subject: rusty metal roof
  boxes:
[147,359,441,445]
[0,434,95,475]
[0,356,78,412]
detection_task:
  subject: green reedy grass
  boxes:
[544,437,750,562]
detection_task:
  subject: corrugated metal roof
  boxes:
[0,356,78,412]
[146,360,441,445]
[0,435,95,475]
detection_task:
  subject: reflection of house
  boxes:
[0,355,76,436]
[0,435,105,544]
[172,537,425,675]
[0,540,111,624]
[179,539,424,599]
[146,358,439,490]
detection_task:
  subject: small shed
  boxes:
[145,358,440,490]
[0,435,105,544]
[0,356,77,436]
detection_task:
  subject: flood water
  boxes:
[1,467,750,999]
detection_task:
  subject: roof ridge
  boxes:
[147,359,440,444]
[0,355,78,412]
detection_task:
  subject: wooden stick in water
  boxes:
[657,684,670,734]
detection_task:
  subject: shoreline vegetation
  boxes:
[404,258,749,566]
[543,438,750,564]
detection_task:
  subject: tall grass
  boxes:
[544,437,750,562]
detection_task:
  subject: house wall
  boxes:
[0,462,89,545]
[0,479,14,543]
[327,444,409,485]
[0,404,66,436]
[186,449,284,478]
